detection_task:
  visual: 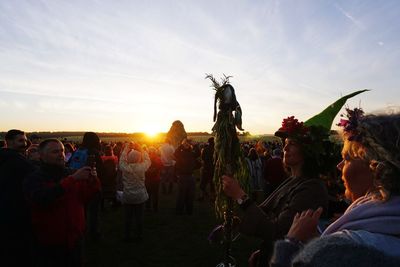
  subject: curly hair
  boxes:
[343,114,400,200]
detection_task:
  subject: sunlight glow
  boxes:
[143,125,161,138]
[0,1,398,134]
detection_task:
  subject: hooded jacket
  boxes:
[271,194,400,266]
[322,194,400,257]
[119,148,151,204]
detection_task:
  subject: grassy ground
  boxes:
[84,178,260,267]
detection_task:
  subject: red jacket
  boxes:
[145,153,163,182]
[264,157,288,188]
[25,165,100,248]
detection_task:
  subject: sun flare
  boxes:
[143,125,161,138]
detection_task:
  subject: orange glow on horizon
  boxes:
[142,124,162,139]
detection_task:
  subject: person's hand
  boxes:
[248,250,260,267]
[287,207,323,243]
[90,166,98,178]
[122,143,130,151]
[71,166,91,180]
[222,175,246,200]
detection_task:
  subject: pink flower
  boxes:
[338,119,349,127]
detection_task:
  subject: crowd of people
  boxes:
[1,105,400,266]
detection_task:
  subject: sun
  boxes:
[143,125,161,138]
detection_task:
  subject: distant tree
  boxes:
[238,131,251,137]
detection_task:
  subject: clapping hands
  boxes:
[286,207,323,243]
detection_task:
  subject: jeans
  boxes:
[86,192,101,239]
[161,166,175,194]
[176,174,196,215]
[145,179,160,211]
[124,203,144,239]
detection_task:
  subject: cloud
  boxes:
[334,4,365,30]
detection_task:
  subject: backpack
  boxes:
[69,148,88,169]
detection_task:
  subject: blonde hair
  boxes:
[342,114,400,200]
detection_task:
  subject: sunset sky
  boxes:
[1,0,400,134]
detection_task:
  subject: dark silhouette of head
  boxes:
[82,132,101,151]
[5,129,27,153]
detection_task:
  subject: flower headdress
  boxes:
[275,90,369,160]
[276,90,369,140]
[337,107,365,142]
[277,116,310,140]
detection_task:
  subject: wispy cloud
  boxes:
[334,4,365,30]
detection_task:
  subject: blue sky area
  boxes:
[1,0,399,134]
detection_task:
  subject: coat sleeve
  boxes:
[24,173,75,206]
[76,177,101,204]
[270,239,302,267]
[119,150,151,179]
[155,156,163,170]
[239,179,328,241]
[118,147,130,173]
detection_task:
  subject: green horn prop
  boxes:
[304,89,369,130]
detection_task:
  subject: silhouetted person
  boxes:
[264,148,287,195]
[0,130,36,267]
[145,147,163,212]
[199,137,215,201]
[174,139,200,215]
[24,139,100,267]
[70,132,104,240]
[160,138,176,194]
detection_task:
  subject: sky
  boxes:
[1,0,400,134]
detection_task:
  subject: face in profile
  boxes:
[27,146,40,161]
[337,146,374,201]
[283,138,304,167]
[40,141,66,167]
[9,134,28,153]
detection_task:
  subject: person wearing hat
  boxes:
[222,90,367,266]
[270,107,400,267]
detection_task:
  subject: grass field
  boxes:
[84,177,260,267]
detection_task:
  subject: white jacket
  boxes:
[119,148,151,204]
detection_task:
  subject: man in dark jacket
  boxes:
[174,139,200,215]
[0,129,36,267]
[24,139,100,267]
[199,137,215,201]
